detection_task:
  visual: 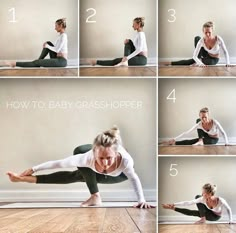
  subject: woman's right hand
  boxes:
[168,139,176,145]
[124,39,129,44]
[20,168,34,177]
[162,204,175,210]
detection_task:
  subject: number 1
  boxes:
[9,8,17,23]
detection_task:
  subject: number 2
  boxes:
[9,8,17,23]
[86,8,96,23]
[168,9,176,23]
[166,89,176,103]
[170,164,178,176]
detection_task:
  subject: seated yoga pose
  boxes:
[163,107,229,146]
[90,17,148,67]
[161,21,232,67]
[7,127,153,208]
[162,183,233,224]
[3,18,68,68]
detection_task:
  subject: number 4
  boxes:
[166,89,176,103]
[170,164,178,176]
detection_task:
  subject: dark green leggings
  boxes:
[171,36,219,66]
[175,118,219,145]
[36,144,128,194]
[97,39,147,66]
[16,41,67,67]
[175,195,221,221]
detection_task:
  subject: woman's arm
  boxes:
[214,119,229,145]
[174,124,199,141]
[45,34,67,53]
[32,151,92,172]
[126,33,147,60]
[192,39,205,66]
[218,36,230,66]
[220,198,233,223]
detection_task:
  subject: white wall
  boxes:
[158,78,236,143]
[159,157,236,221]
[0,0,78,64]
[159,0,236,63]
[0,78,156,202]
[80,0,157,63]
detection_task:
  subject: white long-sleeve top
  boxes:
[32,145,145,203]
[193,36,230,65]
[45,33,68,54]
[174,196,233,222]
[127,31,148,60]
[174,119,229,144]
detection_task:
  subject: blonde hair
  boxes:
[202,183,217,195]
[134,17,145,28]
[56,18,66,28]
[202,21,214,30]
[199,107,209,114]
[93,126,122,151]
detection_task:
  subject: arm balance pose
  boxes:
[7,127,151,208]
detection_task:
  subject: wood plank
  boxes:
[101,208,141,233]
[80,67,156,77]
[0,68,78,77]
[126,208,156,233]
[158,66,236,77]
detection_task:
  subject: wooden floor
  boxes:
[159,145,236,155]
[0,207,156,233]
[80,66,157,77]
[158,66,236,76]
[0,68,78,77]
[159,224,236,233]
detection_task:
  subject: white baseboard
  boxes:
[80,57,157,65]
[0,189,156,202]
[159,137,236,145]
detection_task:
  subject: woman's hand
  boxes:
[121,57,128,62]
[20,168,34,177]
[124,39,129,44]
[162,204,175,210]
[168,139,176,145]
[198,64,208,67]
[226,64,234,67]
[43,42,47,48]
[134,202,155,209]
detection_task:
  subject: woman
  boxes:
[90,17,148,66]
[161,21,232,67]
[162,183,233,224]
[165,107,229,146]
[7,127,153,208]
[4,18,68,68]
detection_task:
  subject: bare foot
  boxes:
[159,61,171,66]
[162,204,175,210]
[89,59,97,66]
[4,61,16,68]
[6,172,22,182]
[193,140,204,146]
[80,193,102,207]
[114,61,128,67]
[194,217,206,224]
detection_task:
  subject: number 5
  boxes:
[170,164,178,176]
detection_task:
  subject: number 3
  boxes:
[86,8,96,23]
[9,8,17,23]
[170,164,178,176]
[168,9,176,23]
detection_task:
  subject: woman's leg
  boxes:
[171,59,196,66]
[16,57,67,67]
[124,40,135,56]
[128,55,147,66]
[96,58,122,66]
[175,138,199,145]
[38,41,57,59]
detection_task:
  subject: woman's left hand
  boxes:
[226,64,234,67]
[134,202,155,209]
[122,57,128,62]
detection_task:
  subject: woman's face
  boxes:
[94,146,117,171]
[55,23,63,32]
[202,189,213,198]
[203,27,213,38]
[132,21,140,30]
[199,112,209,123]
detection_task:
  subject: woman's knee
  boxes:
[195,194,201,199]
